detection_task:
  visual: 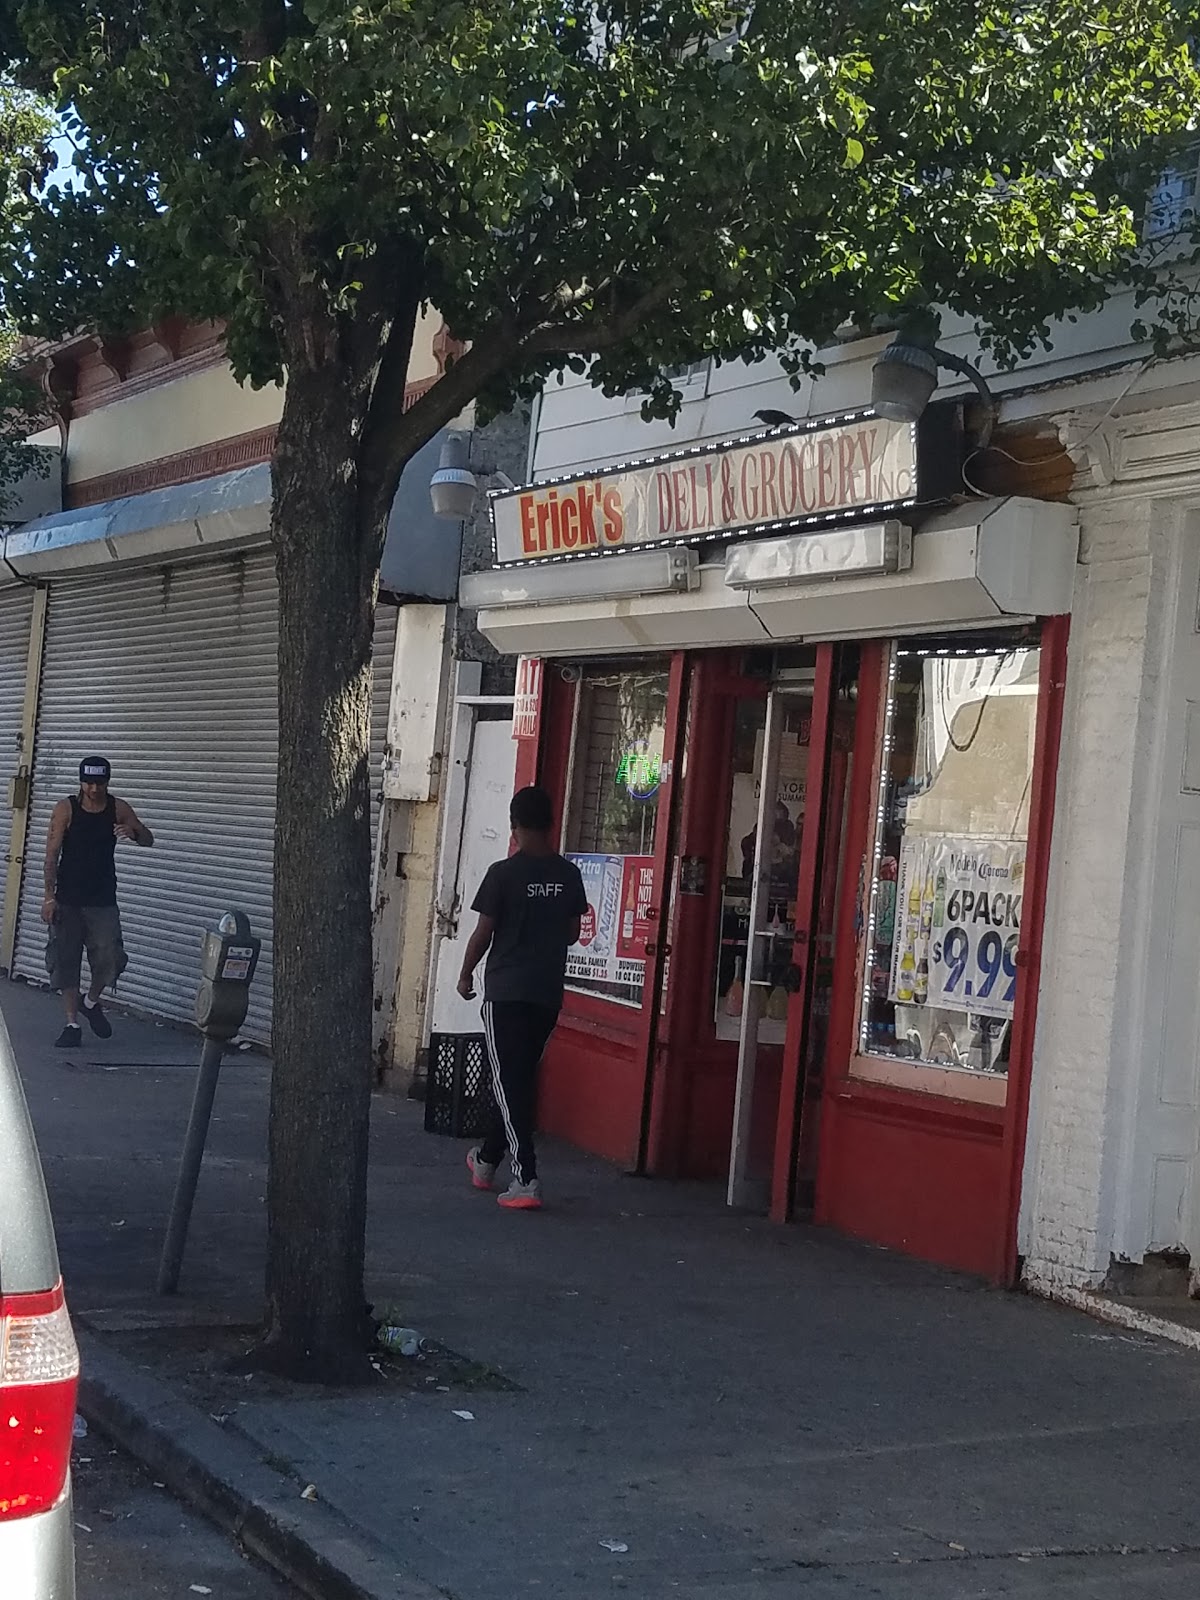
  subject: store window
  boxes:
[563,661,670,1004]
[857,638,1041,1089]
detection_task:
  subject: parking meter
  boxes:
[196,910,261,1041]
[159,910,260,1295]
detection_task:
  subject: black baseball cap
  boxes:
[79,756,111,785]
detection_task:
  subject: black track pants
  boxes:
[479,1001,559,1184]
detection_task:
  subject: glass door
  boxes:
[728,686,802,1206]
[725,644,855,1214]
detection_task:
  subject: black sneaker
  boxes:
[82,999,113,1039]
[54,1023,82,1049]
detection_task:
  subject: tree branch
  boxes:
[521,280,678,355]
[356,316,522,530]
[356,275,683,527]
[356,284,422,530]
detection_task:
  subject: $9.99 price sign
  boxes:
[890,835,1025,1021]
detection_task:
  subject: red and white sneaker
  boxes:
[497,1179,543,1211]
[466,1147,497,1191]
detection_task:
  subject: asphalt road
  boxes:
[73,1433,298,1600]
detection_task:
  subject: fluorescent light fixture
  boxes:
[460,547,700,609]
[724,520,912,590]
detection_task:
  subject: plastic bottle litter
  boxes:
[378,1325,422,1357]
[599,1539,629,1554]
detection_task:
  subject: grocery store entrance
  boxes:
[628,644,860,1221]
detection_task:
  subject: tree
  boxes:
[0,83,52,516]
[2,0,1196,1377]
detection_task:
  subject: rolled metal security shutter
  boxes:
[14,552,279,1041]
[0,586,34,877]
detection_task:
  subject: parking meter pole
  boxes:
[156,1034,226,1296]
[157,910,260,1297]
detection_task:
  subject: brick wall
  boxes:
[1021,492,1166,1290]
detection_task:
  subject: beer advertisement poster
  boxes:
[889,835,1025,1022]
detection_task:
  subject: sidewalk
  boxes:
[11,973,1200,1599]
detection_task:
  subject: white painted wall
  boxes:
[372,603,456,1086]
[531,291,1154,481]
[1012,396,1200,1290]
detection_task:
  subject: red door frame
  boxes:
[816,640,889,1121]
[633,651,691,1172]
[814,625,1065,1283]
[642,650,774,1179]
[769,643,836,1222]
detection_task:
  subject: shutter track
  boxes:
[0,588,34,882]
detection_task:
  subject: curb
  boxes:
[75,1329,446,1600]
[1029,1281,1200,1353]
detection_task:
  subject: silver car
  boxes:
[0,1010,78,1597]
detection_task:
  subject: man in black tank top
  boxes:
[42,756,154,1047]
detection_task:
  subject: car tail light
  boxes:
[0,1282,79,1521]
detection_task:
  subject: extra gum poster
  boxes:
[566,853,653,987]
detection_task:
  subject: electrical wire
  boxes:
[960,351,1159,493]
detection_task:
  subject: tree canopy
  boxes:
[0,82,52,517]
[3,2,1199,430]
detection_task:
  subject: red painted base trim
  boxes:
[539,1024,643,1169]
[818,1087,1007,1277]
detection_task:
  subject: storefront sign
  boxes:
[566,852,653,987]
[889,835,1024,1021]
[492,412,919,565]
[512,655,543,741]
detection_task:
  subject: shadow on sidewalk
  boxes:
[13,975,1200,1600]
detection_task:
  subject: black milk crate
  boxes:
[424,1033,495,1138]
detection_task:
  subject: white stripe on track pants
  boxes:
[480,1000,559,1184]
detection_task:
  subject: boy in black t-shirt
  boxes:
[458,786,588,1209]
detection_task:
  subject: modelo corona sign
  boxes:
[491,411,924,566]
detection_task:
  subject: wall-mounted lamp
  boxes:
[871,339,997,449]
[430,432,516,521]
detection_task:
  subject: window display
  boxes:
[563,662,670,1003]
[858,640,1040,1083]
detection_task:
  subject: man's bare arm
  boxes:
[42,799,70,921]
[457,913,495,998]
[114,798,154,847]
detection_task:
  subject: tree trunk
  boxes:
[259,361,382,1382]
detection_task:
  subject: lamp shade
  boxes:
[871,342,939,423]
[429,433,478,521]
